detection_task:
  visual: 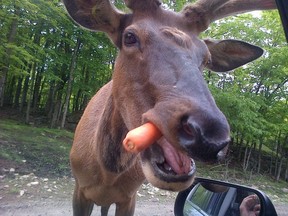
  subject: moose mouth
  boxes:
[156,138,195,176]
[140,137,196,189]
[139,110,230,190]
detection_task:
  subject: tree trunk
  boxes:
[269,135,278,175]
[6,75,16,106]
[0,6,19,107]
[51,100,61,128]
[32,66,43,111]
[269,152,273,175]
[39,77,46,108]
[276,157,284,181]
[13,76,23,108]
[46,80,56,120]
[73,89,81,112]
[257,138,263,174]
[274,132,281,177]
[61,38,81,129]
[238,135,244,161]
[50,81,64,128]
[243,141,250,171]
[245,142,254,171]
[25,63,36,124]
[20,71,31,112]
[81,64,90,110]
[285,158,288,182]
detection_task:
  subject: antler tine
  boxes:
[182,0,277,33]
[211,0,277,22]
[124,0,162,11]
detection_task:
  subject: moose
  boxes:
[62,0,276,215]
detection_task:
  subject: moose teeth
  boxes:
[163,163,172,171]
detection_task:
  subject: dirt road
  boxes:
[0,172,287,216]
[0,173,176,216]
[1,199,288,216]
[0,199,175,216]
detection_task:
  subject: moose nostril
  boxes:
[182,121,194,136]
[216,142,229,161]
[179,115,230,162]
[179,116,200,146]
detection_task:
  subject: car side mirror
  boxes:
[174,177,278,216]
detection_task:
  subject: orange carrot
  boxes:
[123,122,162,153]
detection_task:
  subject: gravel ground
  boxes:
[0,171,287,216]
[0,172,176,216]
[0,199,176,216]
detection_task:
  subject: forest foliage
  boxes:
[0,0,287,181]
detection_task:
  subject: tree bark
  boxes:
[25,63,36,124]
[257,138,263,173]
[276,157,284,182]
[51,99,61,128]
[20,69,31,112]
[274,132,281,177]
[13,76,23,108]
[61,38,82,129]
[285,158,288,182]
[0,6,19,107]
[238,135,244,161]
[6,75,16,105]
[32,66,43,111]
[243,141,250,171]
[46,80,56,120]
[50,81,65,128]
[269,135,278,175]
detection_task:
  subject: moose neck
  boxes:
[96,82,143,176]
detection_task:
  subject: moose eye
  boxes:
[206,59,212,66]
[124,32,138,46]
[200,57,212,71]
[203,57,212,67]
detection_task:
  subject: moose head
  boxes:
[63,0,276,215]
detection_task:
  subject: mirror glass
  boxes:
[183,182,260,216]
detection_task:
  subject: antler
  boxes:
[182,0,277,32]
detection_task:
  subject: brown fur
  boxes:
[62,0,276,215]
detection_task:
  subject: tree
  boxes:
[0,0,115,128]
[204,11,287,179]
[0,0,287,181]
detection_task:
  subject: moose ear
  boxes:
[63,0,127,46]
[204,39,263,72]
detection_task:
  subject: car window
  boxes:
[184,183,229,216]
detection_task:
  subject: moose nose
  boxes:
[180,116,201,147]
[179,115,230,162]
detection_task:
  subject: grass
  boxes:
[0,119,73,177]
[0,118,287,203]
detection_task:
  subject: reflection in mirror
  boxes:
[183,182,260,216]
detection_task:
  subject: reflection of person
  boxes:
[239,194,261,216]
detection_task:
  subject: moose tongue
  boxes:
[158,138,191,175]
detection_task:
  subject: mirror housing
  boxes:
[174,177,278,216]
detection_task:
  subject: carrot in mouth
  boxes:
[123,122,162,153]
